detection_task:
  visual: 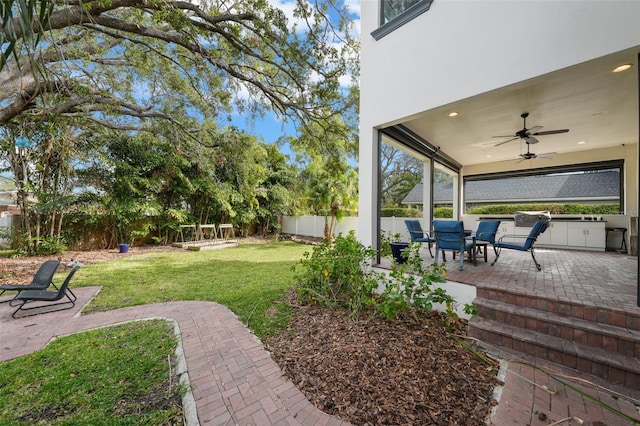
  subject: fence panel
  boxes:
[282,216,423,243]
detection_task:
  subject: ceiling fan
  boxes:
[516,143,556,163]
[493,112,569,147]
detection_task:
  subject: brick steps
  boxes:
[468,288,640,390]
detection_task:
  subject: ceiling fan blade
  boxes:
[527,125,543,134]
[491,135,516,138]
[515,157,527,164]
[494,137,519,147]
[524,136,539,144]
[531,129,569,136]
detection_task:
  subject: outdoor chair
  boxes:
[0,259,61,304]
[433,220,477,271]
[11,266,80,318]
[404,219,435,257]
[491,220,549,271]
[471,220,501,262]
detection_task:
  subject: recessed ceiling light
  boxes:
[486,155,492,158]
[577,141,586,145]
[448,112,458,117]
[612,64,632,73]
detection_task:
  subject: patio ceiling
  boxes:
[402,47,639,167]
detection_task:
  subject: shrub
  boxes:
[434,207,453,218]
[294,231,379,318]
[380,207,421,217]
[379,230,401,258]
[294,232,470,323]
[466,203,620,215]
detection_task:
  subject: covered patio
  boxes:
[379,244,639,393]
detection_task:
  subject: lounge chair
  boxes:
[0,259,61,304]
[11,266,80,318]
[491,220,549,271]
[433,220,477,271]
[404,220,435,257]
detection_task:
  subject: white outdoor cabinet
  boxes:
[537,222,568,246]
[566,222,606,250]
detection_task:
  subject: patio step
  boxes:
[468,289,640,391]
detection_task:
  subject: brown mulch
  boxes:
[266,298,502,425]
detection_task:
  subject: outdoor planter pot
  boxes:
[390,242,410,264]
[118,244,129,253]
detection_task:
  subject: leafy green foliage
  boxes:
[380,207,422,217]
[379,230,401,257]
[434,207,453,218]
[376,244,450,320]
[466,203,620,215]
[294,232,468,323]
[294,232,378,318]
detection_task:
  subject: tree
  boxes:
[0,0,359,136]
[287,114,358,238]
[0,118,77,253]
[380,143,423,206]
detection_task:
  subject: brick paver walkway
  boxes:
[1,287,348,425]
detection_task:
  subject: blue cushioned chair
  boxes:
[433,220,476,271]
[404,219,435,258]
[472,220,501,260]
[491,221,549,271]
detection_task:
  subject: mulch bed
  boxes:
[266,298,502,425]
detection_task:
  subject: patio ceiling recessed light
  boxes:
[577,141,586,145]
[448,112,458,117]
[612,63,632,73]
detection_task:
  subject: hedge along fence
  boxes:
[465,203,621,215]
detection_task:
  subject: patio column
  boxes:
[452,173,460,219]
[358,128,379,248]
[423,160,433,230]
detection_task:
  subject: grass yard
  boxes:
[0,320,182,425]
[72,241,309,337]
[0,241,311,425]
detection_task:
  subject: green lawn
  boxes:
[74,241,309,337]
[0,321,182,425]
[0,241,311,425]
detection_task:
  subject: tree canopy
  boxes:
[0,0,359,133]
[0,0,360,251]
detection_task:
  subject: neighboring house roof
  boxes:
[402,171,620,205]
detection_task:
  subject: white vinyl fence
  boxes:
[281,216,425,242]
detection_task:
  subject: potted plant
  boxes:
[381,231,409,264]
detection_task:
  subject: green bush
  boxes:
[434,207,453,218]
[294,232,471,323]
[465,203,620,215]
[380,207,422,217]
[294,231,379,318]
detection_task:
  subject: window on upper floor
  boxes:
[372,0,433,40]
[381,0,423,24]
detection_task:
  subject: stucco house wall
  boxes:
[359,1,640,247]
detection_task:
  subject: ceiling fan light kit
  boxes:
[493,112,569,161]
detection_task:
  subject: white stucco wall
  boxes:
[358,0,640,246]
[360,1,640,129]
